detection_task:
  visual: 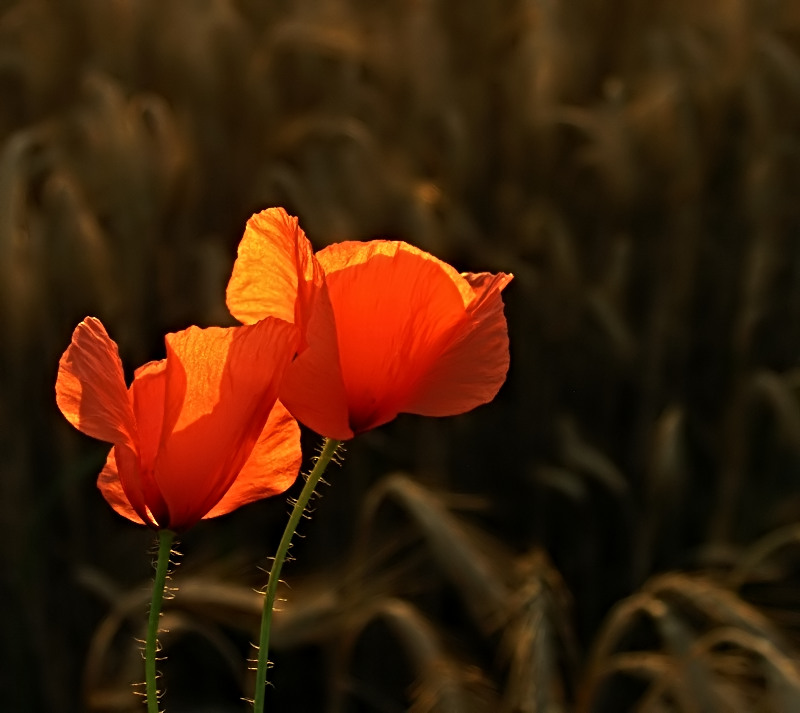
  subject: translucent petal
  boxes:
[96,446,148,525]
[203,401,301,519]
[55,317,136,446]
[403,272,513,416]
[226,208,323,348]
[280,286,352,439]
[155,318,298,531]
[128,360,170,526]
[318,241,466,433]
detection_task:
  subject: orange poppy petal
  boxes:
[462,271,511,295]
[55,317,136,446]
[130,360,167,473]
[403,271,513,416]
[203,400,301,519]
[318,239,476,307]
[97,446,148,525]
[155,318,299,531]
[316,241,468,433]
[280,286,353,440]
[226,208,323,341]
[127,360,170,526]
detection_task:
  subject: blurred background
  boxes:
[4,0,800,710]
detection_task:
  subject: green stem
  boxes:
[253,437,341,713]
[146,529,176,713]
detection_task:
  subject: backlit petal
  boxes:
[203,401,301,519]
[155,318,298,531]
[280,286,352,440]
[97,446,148,525]
[318,239,475,307]
[403,271,513,415]
[226,208,323,345]
[127,360,170,526]
[55,317,136,446]
[130,360,167,475]
[317,241,466,433]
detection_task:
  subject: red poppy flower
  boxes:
[226,209,512,440]
[56,316,302,531]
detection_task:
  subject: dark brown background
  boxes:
[3,0,800,711]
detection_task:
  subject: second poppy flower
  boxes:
[226,209,512,440]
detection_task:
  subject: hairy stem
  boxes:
[253,437,341,713]
[146,529,176,713]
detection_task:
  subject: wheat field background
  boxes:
[3,0,800,711]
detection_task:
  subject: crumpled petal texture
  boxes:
[226,207,324,351]
[225,218,512,439]
[282,241,512,437]
[203,400,301,519]
[56,317,302,531]
[56,317,136,447]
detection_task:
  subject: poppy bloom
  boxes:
[55,316,302,531]
[226,208,512,440]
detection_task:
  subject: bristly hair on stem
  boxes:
[145,529,179,713]
[251,437,343,713]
